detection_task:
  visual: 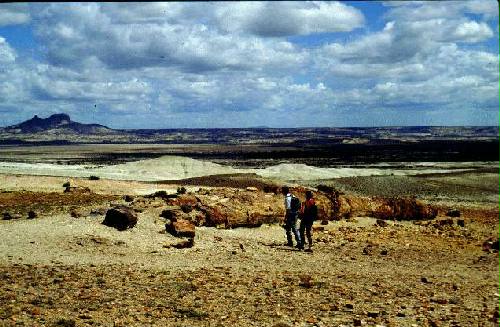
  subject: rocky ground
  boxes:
[0,171,498,327]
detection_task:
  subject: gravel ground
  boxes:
[0,172,498,327]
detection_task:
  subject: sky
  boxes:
[0,1,498,129]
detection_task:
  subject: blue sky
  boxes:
[0,1,498,128]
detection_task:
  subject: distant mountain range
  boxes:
[0,113,498,147]
[2,113,112,134]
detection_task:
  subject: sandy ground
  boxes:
[0,170,498,327]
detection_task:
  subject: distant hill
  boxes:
[2,113,112,134]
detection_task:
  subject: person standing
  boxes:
[299,190,317,252]
[282,186,301,248]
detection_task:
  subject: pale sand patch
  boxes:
[0,174,181,195]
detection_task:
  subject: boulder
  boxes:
[102,206,138,231]
[165,219,195,238]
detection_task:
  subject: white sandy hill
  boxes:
[0,156,484,182]
[94,156,239,181]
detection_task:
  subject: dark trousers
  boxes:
[299,219,313,247]
[285,211,301,246]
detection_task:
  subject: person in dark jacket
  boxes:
[299,190,316,251]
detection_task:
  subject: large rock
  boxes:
[165,219,196,238]
[102,206,138,231]
[372,197,437,221]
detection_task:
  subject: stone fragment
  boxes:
[102,206,138,231]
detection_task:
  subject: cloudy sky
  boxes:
[0,1,498,128]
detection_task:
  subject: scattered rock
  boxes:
[2,212,12,220]
[421,277,430,284]
[70,208,88,218]
[345,302,354,309]
[446,209,461,217]
[27,210,37,219]
[312,226,325,232]
[64,186,91,194]
[88,175,100,180]
[272,323,292,327]
[90,207,107,216]
[353,318,362,326]
[54,318,76,327]
[180,204,193,213]
[102,206,138,231]
[160,207,182,220]
[482,238,499,252]
[456,219,465,227]
[376,219,388,227]
[123,195,134,202]
[298,274,313,288]
[246,186,258,192]
[165,238,194,249]
[436,218,454,226]
[363,245,375,255]
[367,311,379,318]
[380,249,388,255]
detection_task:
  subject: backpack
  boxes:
[309,204,318,221]
[291,195,301,212]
